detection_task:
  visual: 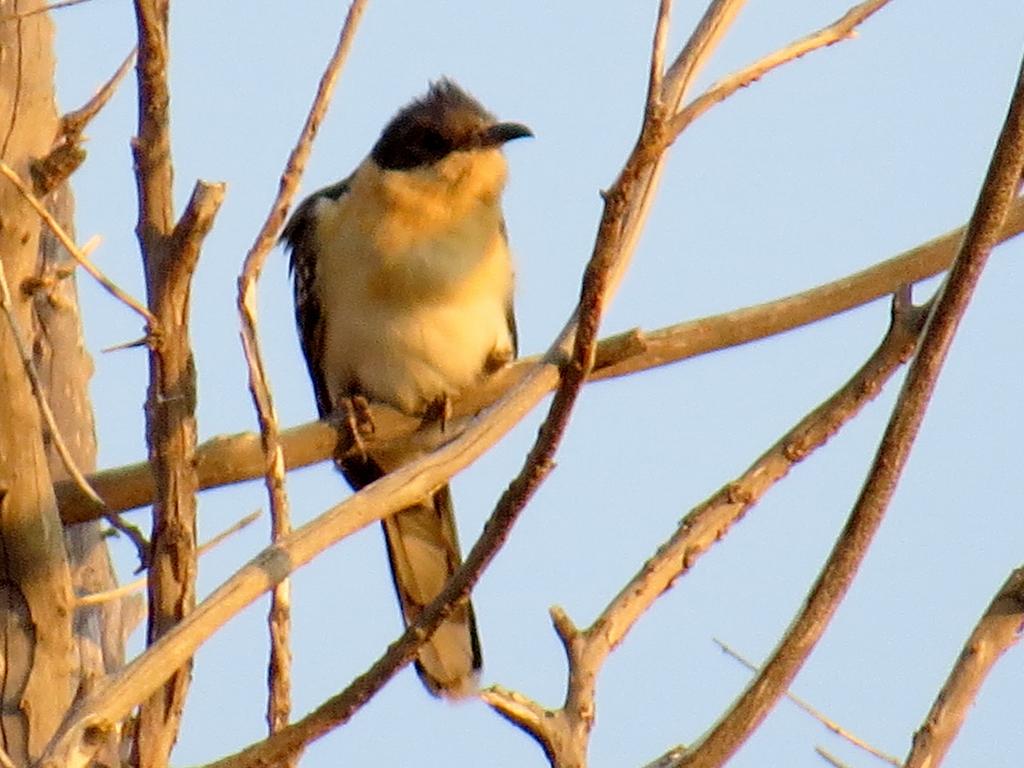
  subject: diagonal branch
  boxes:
[483,288,926,766]
[0,160,155,326]
[671,37,1024,768]
[669,0,894,139]
[51,197,1024,525]
[903,567,1024,768]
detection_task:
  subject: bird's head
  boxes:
[370,79,532,205]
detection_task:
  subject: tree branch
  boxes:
[0,160,155,326]
[60,46,136,138]
[52,197,1024,524]
[38,312,567,768]
[904,567,1024,768]
[484,288,926,766]
[130,1,225,765]
[672,37,1024,768]
[234,0,366,754]
[669,0,894,139]
[713,639,901,765]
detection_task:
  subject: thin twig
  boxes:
[904,567,1024,768]
[661,0,748,109]
[61,47,137,137]
[669,0,893,140]
[713,639,900,766]
[51,196,1024,524]
[76,510,262,607]
[0,161,156,326]
[646,0,672,111]
[234,0,367,751]
[673,38,1024,768]
[815,747,853,768]
[0,0,93,22]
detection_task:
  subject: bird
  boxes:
[282,79,531,698]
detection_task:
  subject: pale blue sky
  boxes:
[54,2,1023,766]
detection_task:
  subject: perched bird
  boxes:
[282,80,531,697]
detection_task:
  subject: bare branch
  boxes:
[39,317,567,768]
[233,0,366,750]
[646,0,672,109]
[52,195,1024,525]
[674,39,1024,768]
[130,1,226,765]
[661,0,749,109]
[670,0,894,139]
[0,160,156,326]
[485,288,926,766]
[904,567,1024,768]
[714,639,900,766]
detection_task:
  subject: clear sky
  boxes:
[53,2,1024,766]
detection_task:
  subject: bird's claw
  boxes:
[423,393,452,433]
[330,395,375,462]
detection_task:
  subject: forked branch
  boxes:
[484,289,927,766]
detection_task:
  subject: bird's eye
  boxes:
[418,128,450,157]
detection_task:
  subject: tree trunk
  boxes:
[0,1,124,763]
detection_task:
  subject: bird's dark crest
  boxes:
[371,79,496,171]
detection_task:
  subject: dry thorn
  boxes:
[60,47,137,138]
[103,511,151,572]
[31,47,137,194]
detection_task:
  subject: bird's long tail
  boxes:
[381,484,482,698]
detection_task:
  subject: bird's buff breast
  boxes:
[312,186,514,414]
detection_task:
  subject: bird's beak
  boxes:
[481,122,534,147]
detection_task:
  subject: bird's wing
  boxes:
[282,177,352,418]
[500,216,519,359]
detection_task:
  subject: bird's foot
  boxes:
[423,393,452,434]
[330,395,375,462]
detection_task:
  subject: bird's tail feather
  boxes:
[381,484,482,698]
